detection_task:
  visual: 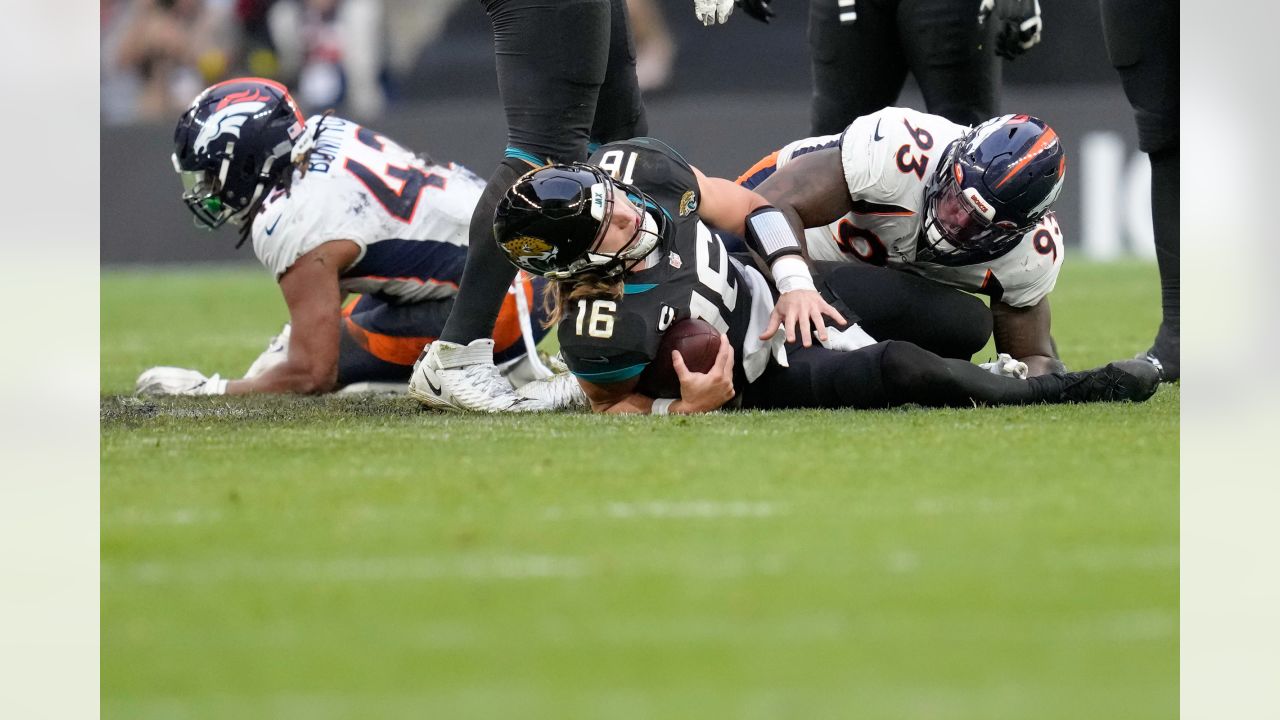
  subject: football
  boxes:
[634,317,722,398]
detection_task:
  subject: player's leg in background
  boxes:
[900,0,999,127]
[808,0,911,135]
[436,0,614,348]
[818,262,992,360]
[1100,0,1178,380]
[743,340,1159,409]
[589,0,648,147]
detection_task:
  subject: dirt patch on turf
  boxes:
[100,394,426,428]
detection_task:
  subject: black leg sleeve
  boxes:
[487,0,612,163]
[808,0,910,135]
[437,158,525,344]
[589,0,647,145]
[442,0,630,345]
[1101,0,1178,369]
[899,0,1000,126]
[1150,145,1178,348]
[818,262,992,360]
[878,340,1056,406]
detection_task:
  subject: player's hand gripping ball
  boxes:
[635,318,723,398]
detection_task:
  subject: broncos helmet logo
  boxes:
[193,101,269,157]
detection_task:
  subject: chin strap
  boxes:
[511,273,553,380]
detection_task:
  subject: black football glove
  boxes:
[736,0,776,24]
[979,0,1043,60]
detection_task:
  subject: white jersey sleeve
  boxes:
[251,115,483,282]
[838,107,965,202]
[251,172,367,278]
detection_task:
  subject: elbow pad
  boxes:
[743,206,803,265]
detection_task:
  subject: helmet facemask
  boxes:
[171,78,305,231]
[919,142,1033,266]
[575,180,662,278]
[173,154,235,229]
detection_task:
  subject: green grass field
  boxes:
[102,261,1178,719]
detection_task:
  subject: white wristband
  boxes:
[651,398,675,416]
[772,255,816,294]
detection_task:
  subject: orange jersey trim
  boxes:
[735,151,780,185]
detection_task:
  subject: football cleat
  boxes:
[1134,351,1167,382]
[546,352,570,374]
[1137,327,1179,382]
[408,339,553,413]
[1057,359,1161,404]
[515,371,590,411]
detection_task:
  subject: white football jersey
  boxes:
[769,107,1064,308]
[251,115,485,302]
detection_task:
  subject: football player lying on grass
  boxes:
[737,107,1079,381]
[136,78,559,398]
[482,136,1160,415]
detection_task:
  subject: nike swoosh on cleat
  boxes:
[424,373,442,395]
[873,119,884,141]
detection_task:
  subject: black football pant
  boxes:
[816,262,992,360]
[1100,0,1178,366]
[439,0,648,346]
[743,340,1071,410]
[809,0,999,134]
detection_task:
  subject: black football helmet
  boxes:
[919,114,1066,266]
[171,77,307,229]
[493,163,667,280]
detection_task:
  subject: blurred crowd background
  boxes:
[101,0,458,123]
[100,0,1117,125]
[101,0,1148,265]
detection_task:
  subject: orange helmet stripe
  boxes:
[993,128,1059,190]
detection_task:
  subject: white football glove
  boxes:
[820,323,877,352]
[244,323,291,378]
[978,0,1042,59]
[978,353,1030,380]
[135,367,229,396]
[694,0,735,26]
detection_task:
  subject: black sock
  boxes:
[1149,146,1179,361]
[438,158,529,345]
